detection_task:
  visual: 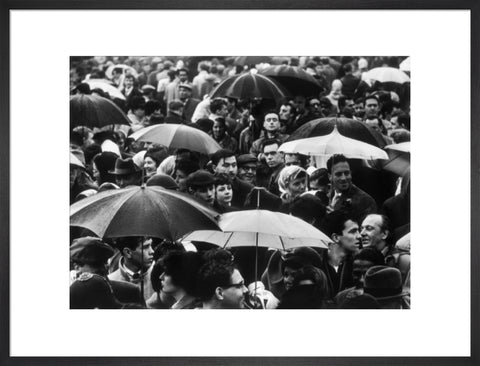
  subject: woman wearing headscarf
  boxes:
[277,165,308,211]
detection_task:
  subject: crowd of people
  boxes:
[70,56,411,309]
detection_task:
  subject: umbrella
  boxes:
[84,79,126,100]
[130,123,222,155]
[209,71,289,100]
[70,93,131,129]
[279,125,389,160]
[105,64,139,79]
[70,152,85,169]
[70,185,220,239]
[381,141,410,176]
[259,65,323,97]
[287,117,387,148]
[234,56,272,66]
[399,57,411,72]
[362,67,410,84]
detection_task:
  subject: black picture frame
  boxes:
[1,1,478,365]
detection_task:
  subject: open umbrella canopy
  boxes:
[70,152,85,168]
[286,117,387,148]
[70,185,220,239]
[362,67,410,84]
[84,79,126,100]
[209,72,289,100]
[105,64,138,79]
[130,123,222,155]
[259,65,323,97]
[381,141,410,176]
[399,57,411,72]
[234,56,272,66]
[182,210,330,250]
[279,126,388,160]
[70,93,131,129]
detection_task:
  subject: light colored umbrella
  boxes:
[279,125,389,160]
[182,210,330,251]
[399,57,411,72]
[130,123,221,155]
[105,64,138,79]
[70,152,84,168]
[362,67,410,84]
[84,79,126,100]
[381,141,410,176]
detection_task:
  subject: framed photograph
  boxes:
[2,1,478,365]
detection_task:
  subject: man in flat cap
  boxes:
[164,100,186,124]
[178,83,200,123]
[363,266,409,309]
[186,170,216,207]
[70,237,144,307]
[109,157,143,188]
[236,154,257,185]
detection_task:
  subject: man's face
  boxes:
[263,143,283,168]
[178,71,188,83]
[330,161,352,193]
[124,77,134,88]
[337,220,361,252]
[263,113,280,133]
[215,156,237,179]
[220,269,247,309]
[353,102,365,117]
[364,98,379,118]
[361,215,387,250]
[237,163,256,184]
[283,266,298,291]
[226,98,236,112]
[129,238,154,271]
[352,259,374,287]
[320,102,331,117]
[294,96,306,113]
[212,121,226,140]
[193,184,215,206]
[116,173,139,188]
[215,104,228,118]
[215,183,233,206]
[284,153,301,167]
[279,105,293,121]
[178,87,191,101]
[308,99,321,116]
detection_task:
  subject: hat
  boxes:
[237,154,257,166]
[141,84,156,93]
[70,237,115,264]
[178,83,193,91]
[363,265,409,301]
[146,174,179,190]
[70,273,122,309]
[186,170,215,188]
[108,158,141,176]
[338,293,381,309]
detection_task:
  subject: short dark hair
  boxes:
[214,173,233,187]
[115,236,145,252]
[290,194,327,225]
[320,211,357,237]
[210,149,235,166]
[196,261,236,301]
[261,138,281,152]
[353,247,385,266]
[162,251,204,296]
[175,159,200,176]
[210,98,227,114]
[326,154,349,173]
[263,109,279,121]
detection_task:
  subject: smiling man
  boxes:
[326,154,377,222]
[360,214,392,256]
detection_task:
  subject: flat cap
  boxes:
[70,237,115,264]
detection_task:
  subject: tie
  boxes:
[331,191,342,208]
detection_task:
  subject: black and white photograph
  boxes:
[69,55,411,310]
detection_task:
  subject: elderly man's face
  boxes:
[220,269,247,309]
[263,143,283,168]
[361,214,387,250]
[215,156,238,179]
[330,161,352,193]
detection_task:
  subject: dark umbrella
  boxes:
[259,65,323,97]
[234,56,272,66]
[70,186,220,240]
[70,93,131,129]
[209,72,289,100]
[286,117,387,148]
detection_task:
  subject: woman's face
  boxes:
[215,184,233,206]
[212,121,225,140]
[288,177,306,199]
[144,157,157,176]
[124,77,134,88]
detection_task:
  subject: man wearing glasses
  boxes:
[197,261,248,309]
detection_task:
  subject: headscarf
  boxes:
[278,165,308,195]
